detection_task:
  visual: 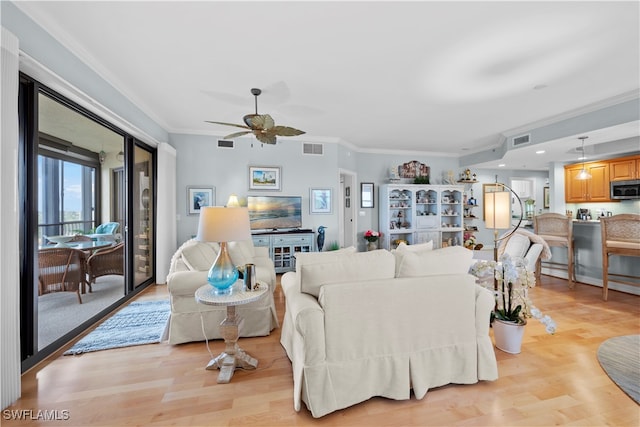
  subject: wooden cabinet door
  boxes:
[587,163,610,201]
[610,158,636,181]
[565,166,587,202]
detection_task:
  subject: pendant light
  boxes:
[576,136,591,180]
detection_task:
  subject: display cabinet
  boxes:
[379,184,464,250]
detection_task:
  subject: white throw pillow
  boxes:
[227,240,256,266]
[181,242,217,271]
[298,249,396,297]
[503,233,531,260]
[395,245,474,278]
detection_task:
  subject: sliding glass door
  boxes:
[19,76,156,370]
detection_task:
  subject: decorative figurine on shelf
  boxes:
[317,226,326,252]
[468,189,476,205]
[464,168,472,181]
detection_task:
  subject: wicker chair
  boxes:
[38,247,87,304]
[534,213,575,287]
[601,214,640,301]
[86,242,125,291]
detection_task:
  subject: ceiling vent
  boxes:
[303,143,323,155]
[512,134,531,147]
[217,139,234,148]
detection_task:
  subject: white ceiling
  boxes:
[15,1,640,170]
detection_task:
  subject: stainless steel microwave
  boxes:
[610,179,640,200]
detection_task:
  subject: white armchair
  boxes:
[166,238,278,344]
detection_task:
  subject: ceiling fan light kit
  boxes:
[206,88,305,145]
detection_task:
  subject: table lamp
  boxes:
[196,207,251,294]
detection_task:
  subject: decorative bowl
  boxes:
[44,235,74,246]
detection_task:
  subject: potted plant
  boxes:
[363,230,381,251]
[470,254,556,354]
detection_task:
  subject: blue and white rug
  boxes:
[64,300,170,355]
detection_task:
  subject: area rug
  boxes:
[64,300,170,355]
[597,335,640,404]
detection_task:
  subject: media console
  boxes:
[251,229,315,273]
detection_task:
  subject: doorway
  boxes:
[339,169,357,248]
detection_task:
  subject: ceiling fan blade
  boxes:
[245,114,275,130]
[205,120,250,130]
[271,125,306,137]
[224,131,252,139]
[254,132,277,145]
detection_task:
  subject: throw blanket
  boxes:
[497,228,552,260]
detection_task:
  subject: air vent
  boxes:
[217,140,234,148]
[303,143,323,155]
[512,134,531,146]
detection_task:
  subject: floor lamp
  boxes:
[196,206,251,294]
[484,181,524,263]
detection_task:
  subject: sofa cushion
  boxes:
[395,241,433,252]
[297,249,396,297]
[228,240,256,266]
[503,233,531,260]
[181,242,217,271]
[395,245,474,278]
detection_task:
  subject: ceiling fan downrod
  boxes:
[251,88,261,114]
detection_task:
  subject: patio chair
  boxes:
[86,242,125,291]
[38,247,87,304]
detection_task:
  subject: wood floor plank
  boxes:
[4,274,639,426]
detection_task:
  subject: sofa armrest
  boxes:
[166,270,208,296]
[524,243,543,272]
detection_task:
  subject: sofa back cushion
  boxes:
[296,249,395,297]
[395,245,474,278]
[395,241,433,253]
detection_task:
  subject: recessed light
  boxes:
[498,163,506,167]
[536,150,545,154]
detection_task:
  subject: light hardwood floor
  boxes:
[4,275,639,426]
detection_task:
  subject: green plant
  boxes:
[413,176,429,184]
[326,241,340,251]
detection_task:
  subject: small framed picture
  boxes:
[249,166,281,191]
[543,187,550,208]
[310,188,332,214]
[187,186,215,215]
[346,198,351,208]
[345,186,350,197]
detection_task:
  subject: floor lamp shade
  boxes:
[196,207,251,293]
[485,191,511,230]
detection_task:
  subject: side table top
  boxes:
[195,280,267,306]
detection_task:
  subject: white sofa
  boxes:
[166,238,279,345]
[280,245,498,418]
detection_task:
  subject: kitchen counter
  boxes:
[542,219,639,296]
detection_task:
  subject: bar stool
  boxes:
[600,214,640,301]
[534,213,575,287]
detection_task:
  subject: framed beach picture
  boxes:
[187,186,215,215]
[310,188,332,214]
[249,166,281,191]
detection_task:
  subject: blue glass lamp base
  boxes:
[207,242,239,295]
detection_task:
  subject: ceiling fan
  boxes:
[206,88,305,145]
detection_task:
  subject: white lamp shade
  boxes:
[485,191,511,229]
[226,194,240,207]
[196,207,251,243]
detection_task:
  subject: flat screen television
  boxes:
[247,195,302,231]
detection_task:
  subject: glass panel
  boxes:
[36,93,126,351]
[133,145,154,287]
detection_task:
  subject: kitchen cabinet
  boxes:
[565,162,611,202]
[609,155,640,181]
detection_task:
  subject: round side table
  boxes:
[195,280,267,383]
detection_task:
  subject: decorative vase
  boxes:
[367,241,378,251]
[492,319,526,354]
